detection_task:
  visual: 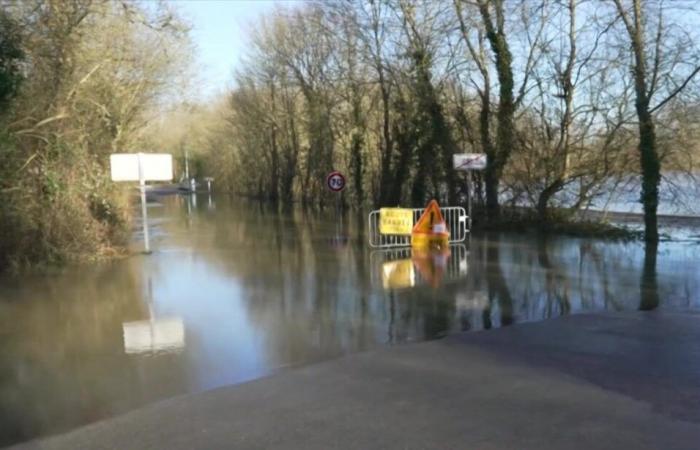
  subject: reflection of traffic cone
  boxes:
[412,247,450,288]
[411,199,450,250]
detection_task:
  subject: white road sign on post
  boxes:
[453,153,486,231]
[110,153,173,253]
[453,153,487,171]
[110,153,173,181]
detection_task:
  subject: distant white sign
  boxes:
[110,153,173,182]
[453,153,487,171]
[110,152,173,253]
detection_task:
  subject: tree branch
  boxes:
[612,0,635,39]
[647,2,664,100]
[649,65,700,114]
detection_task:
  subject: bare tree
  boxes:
[1,0,191,269]
[612,0,700,241]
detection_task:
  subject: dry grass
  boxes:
[0,138,130,272]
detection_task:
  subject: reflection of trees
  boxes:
[639,241,660,311]
[191,198,700,338]
[537,237,571,318]
[484,234,514,328]
[187,201,384,365]
[188,200,471,352]
[163,197,700,367]
[479,233,677,324]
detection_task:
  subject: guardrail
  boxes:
[368,206,468,248]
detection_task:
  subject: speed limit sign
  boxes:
[326,171,346,192]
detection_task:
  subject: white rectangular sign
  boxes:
[110,153,173,182]
[453,153,487,171]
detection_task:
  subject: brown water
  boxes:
[1,194,699,447]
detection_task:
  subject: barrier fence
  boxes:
[368,206,468,248]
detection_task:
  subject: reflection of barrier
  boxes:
[371,244,468,289]
[368,206,468,248]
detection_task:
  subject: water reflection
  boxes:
[207,193,215,211]
[0,195,699,446]
[122,279,185,355]
[373,245,466,289]
[485,237,514,328]
[123,318,184,354]
[640,241,660,311]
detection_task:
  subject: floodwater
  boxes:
[1,194,699,447]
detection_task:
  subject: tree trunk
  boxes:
[269,129,279,203]
[484,167,500,217]
[538,0,576,220]
[478,0,516,220]
[376,39,393,206]
[351,132,364,207]
[389,121,412,205]
[615,0,661,242]
[268,80,279,203]
[637,108,660,242]
[536,179,563,221]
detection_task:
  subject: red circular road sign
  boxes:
[326,171,346,192]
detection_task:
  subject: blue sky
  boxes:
[173,0,303,100]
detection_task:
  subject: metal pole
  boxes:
[138,153,151,254]
[467,171,473,231]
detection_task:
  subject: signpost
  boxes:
[326,171,347,243]
[326,171,346,192]
[453,153,487,229]
[453,153,487,171]
[110,153,173,253]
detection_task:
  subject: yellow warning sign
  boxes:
[379,208,414,235]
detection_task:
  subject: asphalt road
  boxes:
[12,311,700,450]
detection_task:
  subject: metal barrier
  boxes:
[368,206,468,248]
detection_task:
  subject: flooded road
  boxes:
[1,194,699,447]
